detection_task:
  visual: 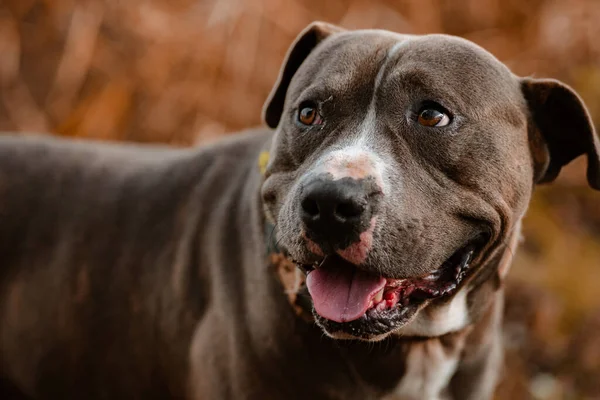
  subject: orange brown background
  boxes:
[1,1,599,399]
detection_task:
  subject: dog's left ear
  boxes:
[263,22,344,129]
[521,78,600,189]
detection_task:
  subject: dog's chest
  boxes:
[385,336,464,400]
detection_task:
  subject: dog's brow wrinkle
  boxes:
[357,41,405,145]
[356,40,406,149]
[372,41,405,105]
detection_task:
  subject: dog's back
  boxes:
[0,131,269,399]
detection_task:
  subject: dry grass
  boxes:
[1,0,599,399]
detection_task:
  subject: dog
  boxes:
[0,21,599,400]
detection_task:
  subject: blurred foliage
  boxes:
[0,0,599,399]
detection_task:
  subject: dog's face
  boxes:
[261,22,600,341]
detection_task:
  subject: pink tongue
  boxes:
[306,260,386,323]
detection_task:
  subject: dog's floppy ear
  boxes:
[263,22,344,129]
[521,78,600,189]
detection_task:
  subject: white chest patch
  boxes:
[390,339,460,400]
[395,288,470,337]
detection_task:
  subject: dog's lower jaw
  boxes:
[316,302,428,342]
[322,330,388,341]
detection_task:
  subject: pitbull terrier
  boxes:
[0,22,599,400]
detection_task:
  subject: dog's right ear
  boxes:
[263,22,344,129]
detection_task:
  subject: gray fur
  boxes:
[0,22,598,400]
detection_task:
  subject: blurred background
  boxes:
[0,0,599,399]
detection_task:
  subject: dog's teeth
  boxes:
[387,279,406,287]
[424,271,439,281]
[373,288,384,303]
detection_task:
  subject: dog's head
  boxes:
[261,22,600,341]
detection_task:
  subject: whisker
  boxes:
[318,255,329,268]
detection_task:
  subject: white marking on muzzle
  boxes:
[313,147,386,193]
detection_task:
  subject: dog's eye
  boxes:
[298,102,322,126]
[417,104,451,127]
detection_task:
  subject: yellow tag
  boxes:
[258,151,270,175]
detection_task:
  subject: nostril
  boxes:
[335,200,366,219]
[301,197,320,217]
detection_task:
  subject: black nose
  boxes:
[300,177,374,248]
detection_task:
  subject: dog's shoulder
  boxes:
[195,127,273,163]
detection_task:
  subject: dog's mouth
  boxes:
[297,237,484,339]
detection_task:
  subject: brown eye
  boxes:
[417,106,450,127]
[298,102,322,126]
